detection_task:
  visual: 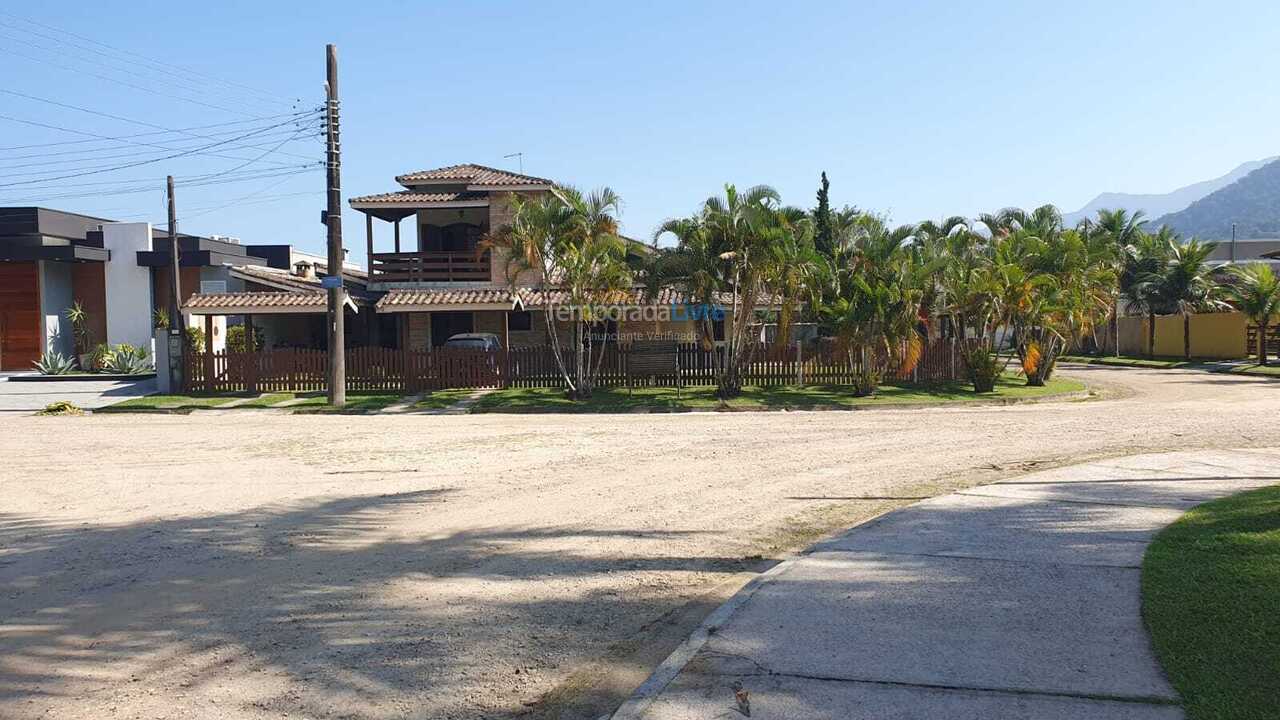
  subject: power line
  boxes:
[0,162,321,194]
[0,13,297,108]
[0,29,295,115]
[0,127,319,171]
[0,88,319,163]
[0,117,316,187]
[0,110,316,177]
[0,165,323,204]
[1,45,267,118]
[0,109,316,151]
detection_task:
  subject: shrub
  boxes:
[964,346,1001,393]
[184,326,206,354]
[226,324,264,352]
[86,343,111,371]
[33,350,75,375]
[65,301,94,355]
[102,344,153,375]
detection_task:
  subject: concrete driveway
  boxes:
[0,374,156,412]
[621,449,1280,720]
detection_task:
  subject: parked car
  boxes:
[442,333,502,352]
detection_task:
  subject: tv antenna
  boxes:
[503,152,523,173]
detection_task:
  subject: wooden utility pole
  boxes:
[165,175,184,391]
[324,43,346,405]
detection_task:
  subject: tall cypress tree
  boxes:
[814,171,834,257]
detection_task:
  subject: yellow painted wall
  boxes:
[1150,312,1249,359]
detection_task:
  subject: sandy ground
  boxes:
[2,364,1278,720]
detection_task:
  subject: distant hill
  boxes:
[1155,158,1280,240]
[1062,157,1276,227]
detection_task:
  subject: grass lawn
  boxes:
[469,373,1086,413]
[1218,362,1280,377]
[1061,354,1280,378]
[285,391,406,414]
[102,391,406,413]
[101,393,249,411]
[409,388,478,410]
[1059,354,1197,369]
[1142,485,1280,720]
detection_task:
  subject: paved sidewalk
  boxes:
[617,449,1280,720]
[0,375,156,412]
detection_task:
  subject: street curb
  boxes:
[608,558,794,720]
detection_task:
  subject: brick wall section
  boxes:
[487,190,545,286]
[406,312,430,350]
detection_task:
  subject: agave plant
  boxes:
[33,349,76,375]
[102,343,153,375]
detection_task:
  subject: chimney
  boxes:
[293,260,316,279]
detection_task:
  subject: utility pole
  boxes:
[1231,222,1237,263]
[165,175,184,392]
[324,43,346,406]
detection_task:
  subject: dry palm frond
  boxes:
[1022,339,1042,375]
[896,333,924,378]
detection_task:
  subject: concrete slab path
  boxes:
[617,449,1280,720]
[0,375,156,412]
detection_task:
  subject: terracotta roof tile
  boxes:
[348,190,488,205]
[184,291,327,311]
[376,287,517,310]
[394,163,553,187]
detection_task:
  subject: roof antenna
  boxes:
[503,152,523,174]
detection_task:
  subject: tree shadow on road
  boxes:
[0,489,749,719]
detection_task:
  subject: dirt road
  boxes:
[2,365,1278,719]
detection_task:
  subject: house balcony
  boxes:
[369,251,491,283]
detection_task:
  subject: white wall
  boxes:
[38,261,74,357]
[101,222,154,349]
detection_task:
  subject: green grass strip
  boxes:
[1142,485,1280,720]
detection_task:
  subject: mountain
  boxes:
[1062,157,1277,227]
[1155,157,1280,240]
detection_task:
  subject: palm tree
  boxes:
[1141,238,1225,360]
[1223,263,1280,365]
[816,216,931,395]
[1093,208,1147,356]
[483,187,631,398]
[1118,228,1173,358]
[655,184,781,398]
[759,206,818,347]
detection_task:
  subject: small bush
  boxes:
[226,324,264,352]
[184,326,206,353]
[964,346,1001,393]
[102,343,153,375]
[86,343,111,371]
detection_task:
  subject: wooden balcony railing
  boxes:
[370,251,491,283]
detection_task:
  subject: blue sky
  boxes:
[2,1,1279,264]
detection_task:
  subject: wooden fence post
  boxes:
[795,340,803,385]
[203,314,214,393]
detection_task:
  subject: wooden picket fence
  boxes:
[184,339,967,394]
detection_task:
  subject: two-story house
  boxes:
[351,163,566,349]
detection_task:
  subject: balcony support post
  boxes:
[365,214,374,279]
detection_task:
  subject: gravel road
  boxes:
[2,364,1278,719]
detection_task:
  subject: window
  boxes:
[421,223,483,252]
[713,318,726,342]
[508,311,532,331]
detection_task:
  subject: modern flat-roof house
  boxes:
[0,208,151,370]
[349,163,720,350]
[1,205,369,371]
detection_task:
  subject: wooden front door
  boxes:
[0,262,40,370]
